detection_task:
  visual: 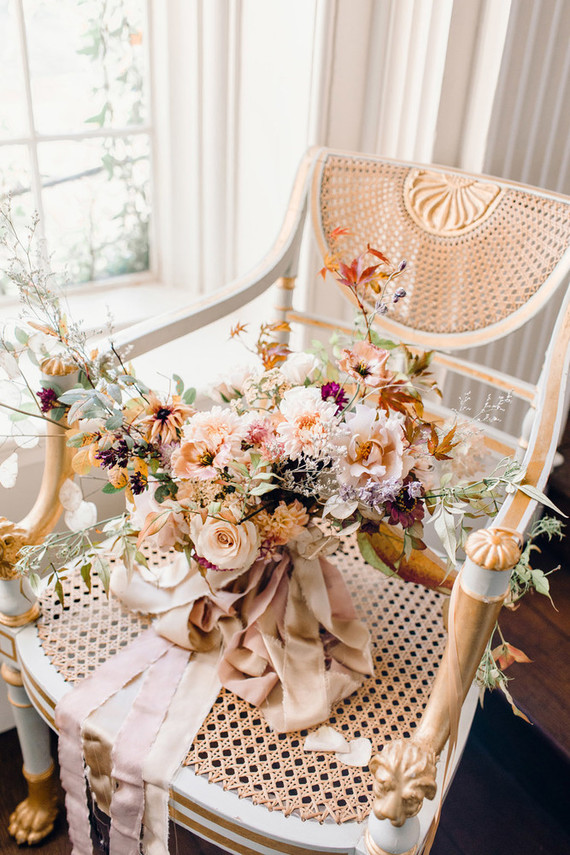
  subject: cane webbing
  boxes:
[316,154,570,335]
[183,538,445,823]
[37,540,446,825]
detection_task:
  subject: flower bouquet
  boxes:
[1,210,562,729]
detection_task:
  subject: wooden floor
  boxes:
[1,460,569,854]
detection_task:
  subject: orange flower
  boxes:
[140,393,194,445]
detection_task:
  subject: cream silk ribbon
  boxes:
[56,547,373,854]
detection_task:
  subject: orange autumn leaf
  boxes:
[329,227,351,242]
[28,321,59,338]
[493,642,532,671]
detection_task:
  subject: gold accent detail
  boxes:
[169,808,266,855]
[0,518,28,580]
[465,527,523,571]
[0,602,41,627]
[20,662,56,713]
[0,627,17,661]
[459,578,507,604]
[403,169,502,235]
[369,740,437,827]
[9,762,59,846]
[277,276,296,291]
[40,356,78,376]
[1,662,23,686]
[8,698,33,709]
[172,791,320,855]
[365,829,417,855]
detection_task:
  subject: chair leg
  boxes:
[1,662,59,845]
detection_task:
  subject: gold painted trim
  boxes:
[0,627,17,661]
[0,603,41,627]
[459,579,507,605]
[23,762,55,785]
[365,829,416,855]
[170,807,336,855]
[1,662,23,686]
[20,662,56,711]
[173,791,323,855]
[277,276,296,291]
[22,683,56,729]
[8,697,33,709]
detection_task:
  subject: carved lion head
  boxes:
[369,740,437,827]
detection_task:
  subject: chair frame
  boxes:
[1,146,569,854]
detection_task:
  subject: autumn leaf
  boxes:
[137,511,169,547]
[230,322,248,339]
[493,642,532,671]
[366,243,391,266]
[329,227,351,242]
[427,424,460,461]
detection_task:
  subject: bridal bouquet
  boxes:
[0,209,562,725]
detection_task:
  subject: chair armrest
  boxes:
[110,147,318,360]
[366,527,523,855]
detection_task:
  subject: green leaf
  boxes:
[102,482,124,494]
[154,484,171,504]
[183,387,196,405]
[80,562,92,592]
[357,532,397,578]
[85,105,108,126]
[249,482,277,496]
[94,555,110,593]
[518,483,567,517]
[432,504,457,565]
[27,572,42,596]
[530,569,550,596]
[14,327,29,344]
[50,407,66,422]
[105,413,123,430]
[55,579,64,606]
[173,374,184,396]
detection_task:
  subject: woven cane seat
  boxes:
[314,153,570,336]
[37,538,446,825]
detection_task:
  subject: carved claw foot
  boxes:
[8,762,59,845]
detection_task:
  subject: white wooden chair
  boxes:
[1,147,570,855]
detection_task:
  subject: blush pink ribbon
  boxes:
[57,546,374,854]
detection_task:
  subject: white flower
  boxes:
[212,364,255,403]
[131,488,190,551]
[338,404,411,487]
[276,386,338,460]
[190,515,260,572]
[280,352,320,385]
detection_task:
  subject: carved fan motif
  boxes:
[404,169,503,235]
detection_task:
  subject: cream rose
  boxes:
[190,515,260,572]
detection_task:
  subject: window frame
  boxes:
[0,0,158,300]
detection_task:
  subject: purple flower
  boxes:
[193,553,224,572]
[385,481,425,529]
[321,381,349,414]
[129,472,147,495]
[37,387,59,413]
[95,439,130,469]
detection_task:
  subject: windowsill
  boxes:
[1,275,193,338]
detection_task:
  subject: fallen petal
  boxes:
[335,737,372,767]
[304,725,350,754]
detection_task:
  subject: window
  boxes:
[0,0,152,295]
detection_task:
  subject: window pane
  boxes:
[38,135,150,284]
[0,0,29,139]
[0,145,34,296]
[24,0,147,135]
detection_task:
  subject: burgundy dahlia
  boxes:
[320,381,349,414]
[385,483,425,529]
